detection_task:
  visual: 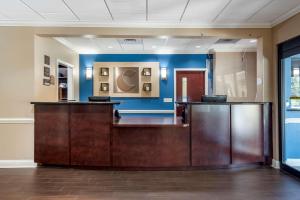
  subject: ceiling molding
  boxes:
[0,20,272,28]
[271,4,300,27]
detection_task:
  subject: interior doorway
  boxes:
[174,69,207,115]
[57,60,74,101]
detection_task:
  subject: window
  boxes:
[290,57,300,108]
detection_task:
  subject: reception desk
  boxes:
[31,101,272,169]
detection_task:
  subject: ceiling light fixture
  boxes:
[250,39,257,43]
[195,45,201,48]
[152,45,157,49]
[108,46,113,49]
[83,35,96,39]
[159,36,168,39]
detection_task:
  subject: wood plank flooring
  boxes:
[0,167,299,200]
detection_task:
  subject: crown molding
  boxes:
[0,20,272,29]
[271,4,300,27]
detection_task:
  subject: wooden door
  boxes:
[176,71,205,102]
[176,71,205,115]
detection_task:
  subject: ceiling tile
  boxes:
[148,0,188,22]
[182,0,231,23]
[64,0,112,22]
[0,0,43,20]
[248,0,300,23]
[215,0,272,23]
[22,0,77,21]
[106,0,146,21]
[94,38,122,51]
[143,38,167,50]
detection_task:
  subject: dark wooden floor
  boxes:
[0,167,300,200]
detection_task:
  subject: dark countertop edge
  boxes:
[31,101,120,105]
[175,101,271,105]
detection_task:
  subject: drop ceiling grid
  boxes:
[22,0,77,21]
[0,0,299,27]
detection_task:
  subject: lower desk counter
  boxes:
[31,101,272,169]
[112,117,190,168]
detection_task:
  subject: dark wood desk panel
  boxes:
[70,105,112,166]
[191,104,231,167]
[231,104,264,164]
[34,105,69,165]
[112,127,190,167]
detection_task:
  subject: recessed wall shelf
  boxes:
[100,68,109,76]
[143,83,152,92]
[100,83,109,92]
[142,68,151,76]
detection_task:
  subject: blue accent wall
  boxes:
[80,54,209,110]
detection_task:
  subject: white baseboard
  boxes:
[272,159,280,169]
[0,160,37,168]
[0,118,34,124]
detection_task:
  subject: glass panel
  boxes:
[282,54,300,171]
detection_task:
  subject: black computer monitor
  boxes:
[88,96,111,102]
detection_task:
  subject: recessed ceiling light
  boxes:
[250,39,257,43]
[83,35,96,39]
[195,45,201,48]
[108,46,113,49]
[152,45,157,49]
[159,36,168,39]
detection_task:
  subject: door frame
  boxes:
[278,35,300,178]
[174,68,208,106]
[57,59,75,101]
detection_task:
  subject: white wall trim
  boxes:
[174,68,208,106]
[271,4,300,27]
[0,118,34,124]
[118,110,174,114]
[0,160,36,168]
[272,159,280,169]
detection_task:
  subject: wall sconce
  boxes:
[85,67,93,80]
[161,67,167,80]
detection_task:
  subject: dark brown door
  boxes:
[176,71,205,102]
[176,71,205,115]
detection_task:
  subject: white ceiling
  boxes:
[54,36,257,54]
[0,0,299,27]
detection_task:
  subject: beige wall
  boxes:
[214,52,257,102]
[0,26,274,162]
[272,12,300,161]
[34,36,79,101]
[0,27,35,160]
